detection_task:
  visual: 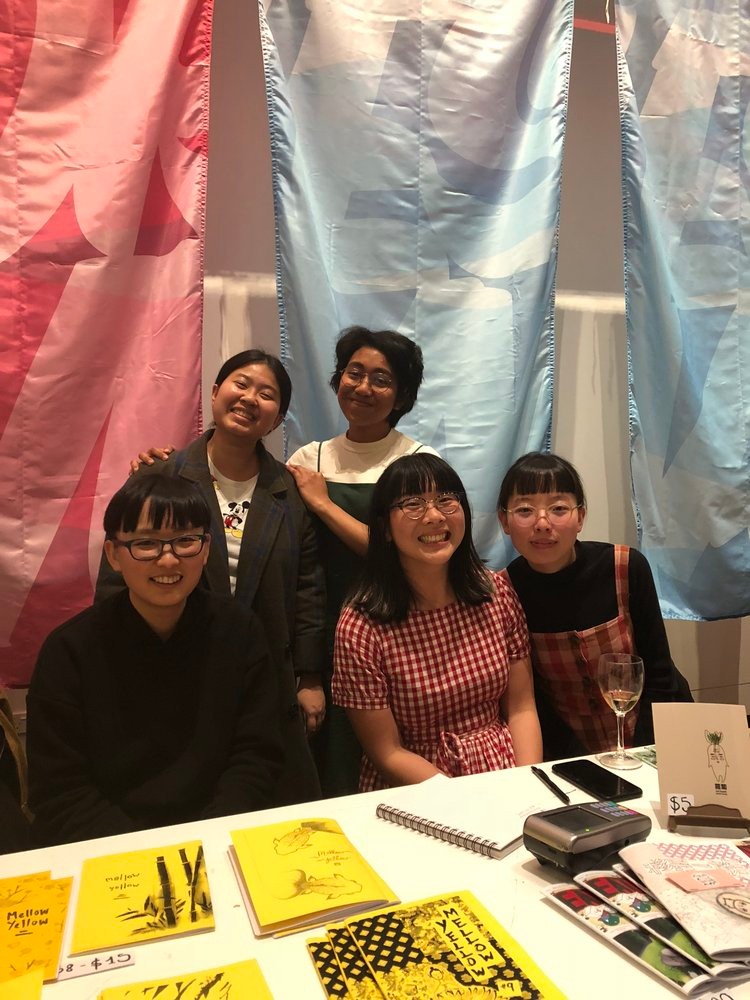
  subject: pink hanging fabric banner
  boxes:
[0,0,212,685]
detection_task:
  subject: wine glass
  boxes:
[597,653,644,770]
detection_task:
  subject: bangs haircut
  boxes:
[349,454,493,623]
[376,452,464,504]
[214,349,292,416]
[104,473,212,538]
[497,452,586,511]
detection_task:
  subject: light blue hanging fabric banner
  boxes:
[259,0,573,565]
[616,1,749,620]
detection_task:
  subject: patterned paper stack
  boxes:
[544,845,750,997]
[307,890,563,999]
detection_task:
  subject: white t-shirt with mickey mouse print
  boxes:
[208,456,258,595]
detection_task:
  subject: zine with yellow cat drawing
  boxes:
[71,840,213,954]
[96,958,272,999]
[0,871,72,983]
[344,890,565,999]
[230,818,398,935]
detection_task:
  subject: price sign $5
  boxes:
[667,793,694,816]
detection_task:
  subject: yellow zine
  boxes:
[345,890,566,999]
[97,958,272,999]
[230,818,397,935]
[0,872,72,983]
[71,840,213,954]
[307,935,353,999]
[325,921,380,1000]
[0,970,44,999]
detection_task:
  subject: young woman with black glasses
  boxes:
[332,453,541,791]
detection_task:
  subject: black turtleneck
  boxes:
[505,541,691,758]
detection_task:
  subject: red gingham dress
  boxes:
[522,544,639,754]
[332,571,530,791]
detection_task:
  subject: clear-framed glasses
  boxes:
[391,493,463,519]
[341,366,394,391]
[113,534,207,561]
[505,503,581,526]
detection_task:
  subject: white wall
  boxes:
[202,5,750,709]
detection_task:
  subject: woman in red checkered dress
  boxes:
[497,452,692,761]
[332,454,542,792]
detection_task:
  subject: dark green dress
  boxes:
[290,432,430,796]
[314,478,375,796]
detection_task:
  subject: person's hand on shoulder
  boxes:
[287,463,330,513]
[288,462,368,556]
[129,445,174,476]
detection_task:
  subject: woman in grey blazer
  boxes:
[96,350,324,806]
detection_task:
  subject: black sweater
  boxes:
[27,589,283,845]
[505,541,691,759]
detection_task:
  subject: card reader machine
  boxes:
[523,800,651,875]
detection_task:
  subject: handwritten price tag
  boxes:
[668,868,741,893]
[57,951,134,981]
[666,793,694,816]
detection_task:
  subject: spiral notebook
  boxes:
[375,773,543,860]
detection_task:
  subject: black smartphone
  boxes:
[550,759,642,802]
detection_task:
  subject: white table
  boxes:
[1,761,747,999]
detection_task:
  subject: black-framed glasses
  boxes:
[113,534,208,561]
[390,493,463,519]
[505,503,581,526]
[341,366,394,391]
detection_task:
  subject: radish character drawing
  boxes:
[705,730,728,789]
